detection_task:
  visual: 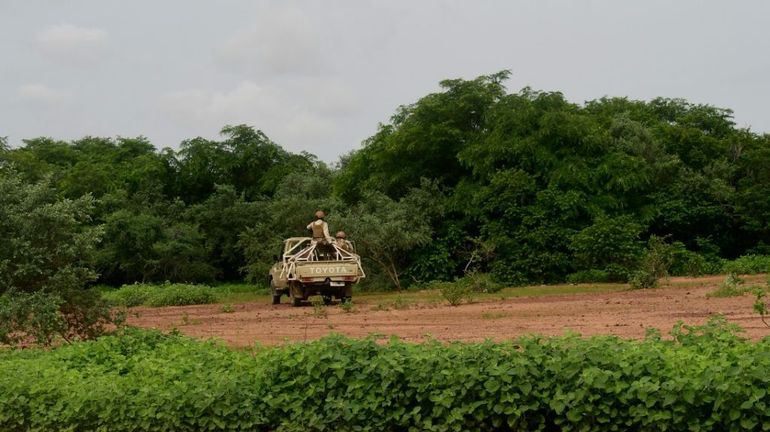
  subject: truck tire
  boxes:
[292,297,302,307]
[322,295,332,305]
[270,280,281,305]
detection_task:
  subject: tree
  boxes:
[239,169,340,283]
[333,181,441,290]
[569,215,644,280]
[0,171,114,346]
[334,71,510,200]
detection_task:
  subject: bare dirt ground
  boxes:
[127,275,770,347]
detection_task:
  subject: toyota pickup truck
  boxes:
[268,237,365,306]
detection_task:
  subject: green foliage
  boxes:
[421,280,473,306]
[310,297,328,318]
[4,74,770,290]
[628,269,659,289]
[753,286,770,328]
[102,283,217,307]
[339,299,355,313]
[668,247,721,276]
[708,273,751,298]
[569,215,643,275]
[3,320,770,431]
[101,284,153,307]
[629,235,678,289]
[0,292,65,346]
[461,271,503,293]
[566,269,612,284]
[722,254,770,275]
[239,169,339,284]
[0,171,114,346]
[418,272,498,306]
[332,180,442,291]
[440,283,472,306]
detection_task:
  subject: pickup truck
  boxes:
[268,237,365,306]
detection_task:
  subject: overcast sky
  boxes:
[1,1,768,163]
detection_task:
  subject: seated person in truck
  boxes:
[335,231,354,254]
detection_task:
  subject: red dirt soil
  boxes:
[127,275,770,347]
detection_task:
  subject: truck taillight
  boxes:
[300,277,313,282]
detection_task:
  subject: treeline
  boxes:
[2,71,770,290]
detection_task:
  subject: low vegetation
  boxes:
[2,318,769,431]
[101,283,217,307]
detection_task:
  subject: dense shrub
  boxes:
[102,283,217,307]
[566,269,612,284]
[2,319,770,431]
[668,249,722,276]
[722,255,770,275]
[0,171,115,346]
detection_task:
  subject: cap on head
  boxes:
[335,231,346,239]
[315,210,325,219]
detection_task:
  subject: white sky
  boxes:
[1,1,768,163]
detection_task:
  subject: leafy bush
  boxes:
[461,271,502,293]
[3,319,770,431]
[0,172,115,346]
[707,273,750,298]
[675,252,721,276]
[628,235,676,289]
[566,269,612,283]
[722,255,770,275]
[0,292,65,346]
[102,284,153,307]
[102,283,216,307]
[437,281,471,306]
[147,284,216,307]
[628,269,659,289]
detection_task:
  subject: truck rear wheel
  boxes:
[270,280,281,305]
[292,297,302,307]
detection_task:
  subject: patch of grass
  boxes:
[219,303,235,313]
[707,273,750,298]
[179,313,201,326]
[310,297,327,319]
[370,302,390,312]
[481,311,509,320]
[354,282,628,309]
[211,283,267,304]
[340,300,355,313]
[392,295,410,310]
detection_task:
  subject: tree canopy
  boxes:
[2,73,770,292]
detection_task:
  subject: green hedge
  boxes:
[2,319,770,431]
[102,283,217,307]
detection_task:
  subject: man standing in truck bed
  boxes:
[307,210,333,245]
